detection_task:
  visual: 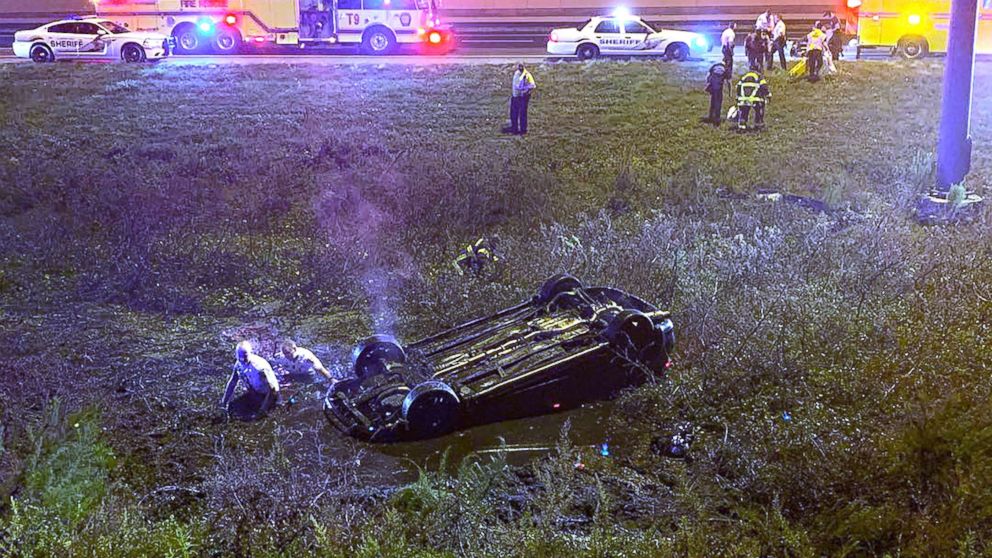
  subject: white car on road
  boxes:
[547,15,710,61]
[13,18,172,63]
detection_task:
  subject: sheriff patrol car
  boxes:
[12,18,172,63]
[547,14,710,61]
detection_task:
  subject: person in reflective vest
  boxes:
[506,64,536,135]
[222,341,280,420]
[806,22,826,81]
[735,71,770,131]
[704,62,729,125]
[454,238,499,275]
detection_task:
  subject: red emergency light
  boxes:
[428,31,442,44]
[225,14,237,25]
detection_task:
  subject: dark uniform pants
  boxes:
[509,93,531,133]
[807,49,823,78]
[738,103,765,128]
[708,89,724,123]
[771,37,787,69]
[722,45,734,74]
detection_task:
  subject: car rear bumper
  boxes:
[546,42,577,55]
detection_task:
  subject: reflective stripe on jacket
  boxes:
[736,72,769,106]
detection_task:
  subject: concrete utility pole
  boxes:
[935,0,981,192]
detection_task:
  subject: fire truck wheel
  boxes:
[362,26,396,54]
[402,381,460,438]
[666,42,690,61]
[173,24,202,55]
[121,44,146,63]
[30,43,54,63]
[213,28,242,54]
[897,35,929,60]
[576,43,599,60]
[353,334,406,380]
[537,273,583,305]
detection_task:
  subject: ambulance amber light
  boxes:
[908,13,922,25]
[225,14,237,25]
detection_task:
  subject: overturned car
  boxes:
[324,274,675,442]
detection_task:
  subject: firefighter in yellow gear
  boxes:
[735,71,770,131]
[453,238,499,275]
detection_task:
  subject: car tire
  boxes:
[576,43,599,60]
[121,43,146,63]
[362,26,396,55]
[402,380,460,438]
[666,42,690,61]
[537,273,583,305]
[606,309,667,369]
[30,43,54,63]
[213,27,242,54]
[353,334,406,380]
[897,35,929,59]
[173,23,201,55]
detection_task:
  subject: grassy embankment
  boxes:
[1,58,991,556]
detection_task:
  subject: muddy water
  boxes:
[282,382,615,484]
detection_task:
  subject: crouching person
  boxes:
[735,70,770,131]
[222,341,280,420]
[281,340,334,383]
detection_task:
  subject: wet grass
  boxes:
[1,58,991,556]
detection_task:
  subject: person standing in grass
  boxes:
[704,62,729,125]
[505,63,536,135]
[745,29,767,72]
[769,15,787,70]
[222,341,280,420]
[721,22,737,75]
[806,22,826,81]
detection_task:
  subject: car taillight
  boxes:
[550,31,559,42]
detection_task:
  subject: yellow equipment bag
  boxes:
[789,58,807,78]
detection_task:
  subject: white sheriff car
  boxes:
[13,18,172,63]
[547,15,710,61]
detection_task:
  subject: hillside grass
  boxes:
[1,58,991,556]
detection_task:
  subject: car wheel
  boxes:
[362,27,396,55]
[213,27,241,54]
[402,380,460,438]
[537,273,583,305]
[576,43,599,60]
[606,309,668,369]
[121,43,146,63]
[352,334,406,380]
[173,24,201,54]
[30,44,54,63]
[897,36,929,59]
[666,42,690,61]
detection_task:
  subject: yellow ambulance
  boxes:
[855,0,992,58]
